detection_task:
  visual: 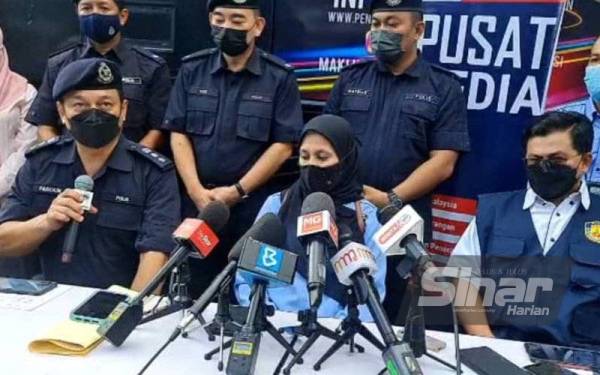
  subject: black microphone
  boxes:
[97,201,230,347]
[171,213,285,339]
[331,225,423,375]
[227,215,295,375]
[61,175,94,263]
[296,192,339,310]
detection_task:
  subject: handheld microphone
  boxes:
[97,201,230,347]
[61,175,94,263]
[332,225,423,375]
[374,204,424,256]
[296,192,339,309]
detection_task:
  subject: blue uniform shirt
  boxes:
[587,112,600,183]
[0,136,181,289]
[324,57,470,239]
[26,40,172,143]
[234,192,387,322]
[162,48,303,186]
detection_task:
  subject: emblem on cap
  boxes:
[233,0,248,3]
[386,0,403,5]
[97,62,114,84]
[585,221,600,244]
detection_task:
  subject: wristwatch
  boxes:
[234,182,249,200]
[387,190,404,209]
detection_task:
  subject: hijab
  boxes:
[0,27,28,112]
[279,114,364,306]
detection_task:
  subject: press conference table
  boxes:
[0,285,589,375]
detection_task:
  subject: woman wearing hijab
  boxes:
[235,114,386,320]
[0,27,37,202]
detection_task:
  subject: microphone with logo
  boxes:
[97,201,230,347]
[296,192,339,310]
[226,214,299,375]
[136,214,296,375]
[328,225,423,375]
[375,205,461,374]
[61,175,94,263]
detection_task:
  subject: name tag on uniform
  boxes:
[405,93,440,105]
[122,77,143,85]
[115,195,131,203]
[344,88,371,97]
[36,185,62,194]
[246,94,272,102]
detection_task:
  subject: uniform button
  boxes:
[550,238,556,242]
[596,168,600,171]
[570,201,575,205]
[556,213,561,217]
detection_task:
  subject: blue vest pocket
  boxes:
[486,235,526,257]
[570,244,600,289]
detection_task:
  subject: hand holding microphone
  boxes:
[56,175,96,263]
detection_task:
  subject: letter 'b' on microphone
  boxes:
[61,175,94,263]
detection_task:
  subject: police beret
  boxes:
[207,0,260,12]
[52,58,123,101]
[370,0,423,13]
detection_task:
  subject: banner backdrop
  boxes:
[272,0,600,256]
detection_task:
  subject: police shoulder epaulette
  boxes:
[430,63,460,80]
[25,136,69,157]
[182,48,218,63]
[128,143,173,171]
[131,46,166,64]
[259,51,293,71]
[48,42,81,60]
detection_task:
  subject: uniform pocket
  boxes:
[236,95,273,143]
[31,185,64,216]
[570,244,600,289]
[96,192,143,232]
[123,83,146,128]
[340,93,372,135]
[186,88,218,137]
[399,99,436,143]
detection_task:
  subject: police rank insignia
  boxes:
[386,0,403,5]
[585,221,600,244]
[97,62,114,84]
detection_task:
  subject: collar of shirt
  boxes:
[523,179,590,211]
[375,53,425,78]
[209,48,262,76]
[52,135,134,173]
[80,39,129,63]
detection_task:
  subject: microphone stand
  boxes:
[226,283,300,375]
[397,257,462,375]
[203,278,243,372]
[138,261,207,328]
[312,286,385,371]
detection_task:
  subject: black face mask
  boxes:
[68,109,121,149]
[371,30,405,64]
[211,25,251,57]
[300,164,342,193]
[527,160,580,201]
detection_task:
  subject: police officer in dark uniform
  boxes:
[324,0,470,321]
[0,58,180,290]
[26,0,170,150]
[163,0,303,297]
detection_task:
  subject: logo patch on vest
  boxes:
[585,221,600,243]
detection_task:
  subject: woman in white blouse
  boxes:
[0,27,37,202]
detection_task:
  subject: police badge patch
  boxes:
[585,221,600,244]
[386,0,403,6]
[97,62,114,84]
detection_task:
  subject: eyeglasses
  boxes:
[523,154,582,167]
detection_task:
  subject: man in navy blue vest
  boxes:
[450,111,600,347]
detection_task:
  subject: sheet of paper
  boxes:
[0,285,72,311]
